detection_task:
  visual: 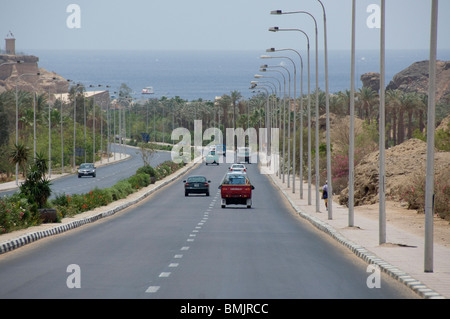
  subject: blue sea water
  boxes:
[31,49,450,102]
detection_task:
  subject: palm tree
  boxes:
[329,94,345,116]
[386,89,402,146]
[9,143,30,178]
[230,90,242,130]
[19,151,51,209]
[397,91,413,143]
[337,90,351,115]
[358,87,378,124]
[35,92,48,115]
[0,95,10,148]
[415,93,427,133]
[317,89,327,115]
[216,94,231,139]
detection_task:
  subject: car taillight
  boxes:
[185,183,189,187]
[205,182,209,186]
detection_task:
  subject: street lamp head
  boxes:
[254,74,264,78]
[250,81,259,85]
[266,48,276,52]
[260,64,268,68]
[260,55,272,59]
[260,68,267,72]
[268,27,279,32]
[270,10,283,15]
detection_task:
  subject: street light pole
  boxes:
[260,60,290,183]
[47,78,57,178]
[379,0,386,244]
[73,83,81,172]
[266,46,302,194]
[349,0,356,227]
[62,80,72,174]
[267,45,306,198]
[271,9,318,209]
[15,72,40,185]
[260,67,285,179]
[261,55,294,187]
[424,0,439,273]
[316,0,333,219]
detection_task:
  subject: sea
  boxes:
[30,48,450,102]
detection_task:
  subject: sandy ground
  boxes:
[354,200,450,248]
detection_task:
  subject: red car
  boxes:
[219,173,254,208]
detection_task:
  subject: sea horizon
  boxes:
[25,48,450,102]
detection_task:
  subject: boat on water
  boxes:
[142,87,154,94]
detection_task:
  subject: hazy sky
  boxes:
[1,0,449,53]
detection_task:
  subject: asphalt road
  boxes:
[0,159,418,299]
[0,144,172,199]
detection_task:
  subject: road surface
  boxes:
[0,160,418,299]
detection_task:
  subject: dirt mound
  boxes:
[339,138,450,206]
[437,114,450,132]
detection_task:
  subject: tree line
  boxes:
[1,81,449,181]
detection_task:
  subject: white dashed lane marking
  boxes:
[145,286,160,293]
[145,196,216,294]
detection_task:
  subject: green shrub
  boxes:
[397,169,450,220]
[113,180,134,197]
[128,173,150,189]
[52,193,70,207]
[0,193,40,233]
[136,165,156,177]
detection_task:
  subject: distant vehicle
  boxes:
[205,150,219,165]
[215,144,226,156]
[142,87,154,94]
[237,147,251,163]
[219,173,254,208]
[228,163,246,173]
[183,175,211,196]
[209,145,216,152]
[78,163,96,178]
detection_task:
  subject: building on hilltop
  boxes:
[5,31,15,55]
[59,91,111,109]
[0,32,69,94]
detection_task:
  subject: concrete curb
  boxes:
[267,173,445,299]
[0,160,200,256]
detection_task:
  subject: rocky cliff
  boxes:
[0,54,68,94]
[386,60,450,103]
[361,60,450,104]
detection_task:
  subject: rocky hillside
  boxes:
[338,137,450,207]
[0,54,68,94]
[361,60,450,104]
[386,60,450,103]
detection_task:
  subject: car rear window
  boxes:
[222,174,248,185]
[230,177,246,185]
[187,177,206,182]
